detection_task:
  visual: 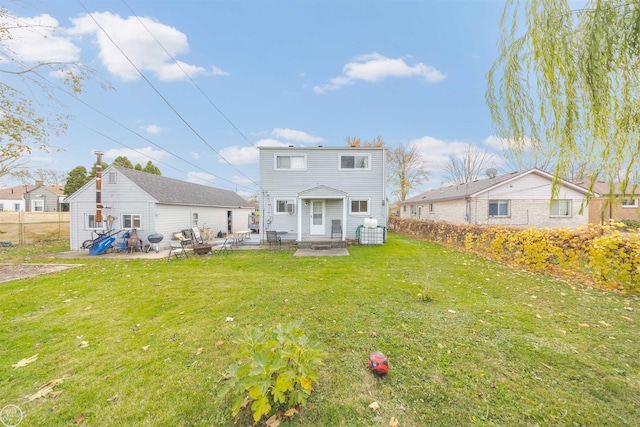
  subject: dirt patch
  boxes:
[0,263,84,284]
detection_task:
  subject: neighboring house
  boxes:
[0,181,64,212]
[576,181,639,224]
[24,180,66,212]
[258,146,387,241]
[399,168,590,228]
[0,185,32,212]
[65,166,253,250]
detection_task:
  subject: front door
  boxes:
[310,200,324,235]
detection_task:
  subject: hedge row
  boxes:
[389,217,640,293]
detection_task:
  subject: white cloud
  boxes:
[68,12,226,81]
[484,135,535,152]
[232,176,254,185]
[103,146,169,163]
[218,145,259,165]
[190,152,200,160]
[313,53,446,94]
[141,124,167,134]
[187,171,216,186]
[255,139,289,147]
[0,13,80,64]
[272,128,324,144]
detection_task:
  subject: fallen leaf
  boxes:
[225,317,234,322]
[76,414,85,424]
[448,309,456,314]
[215,340,224,347]
[196,347,203,355]
[579,323,590,328]
[536,314,542,319]
[63,299,72,303]
[599,321,611,327]
[107,393,119,404]
[389,417,400,427]
[284,408,298,417]
[265,414,280,427]
[12,354,38,368]
[27,374,72,402]
[79,341,89,348]
[369,401,380,411]
[142,346,149,351]
[50,390,63,398]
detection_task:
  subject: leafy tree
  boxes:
[112,156,134,169]
[0,7,90,179]
[344,135,385,147]
[89,161,109,179]
[487,0,640,199]
[142,161,161,175]
[444,144,498,184]
[387,143,429,202]
[134,163,143,171]
[64,166,89,196]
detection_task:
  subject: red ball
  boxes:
[368,351,389,376]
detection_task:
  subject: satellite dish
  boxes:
[486,168,497,178]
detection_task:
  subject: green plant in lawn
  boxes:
[416,257,433,302]
[219,322,324,423]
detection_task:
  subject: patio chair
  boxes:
[331,219,342,239]
[266,230,281,249]
[213,237,233,255]
[190,226,204,244]
[168,238,189,260]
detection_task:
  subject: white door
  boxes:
[310,200,325,235]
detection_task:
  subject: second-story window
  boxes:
[275,155,306,170]
[339,154,370,170]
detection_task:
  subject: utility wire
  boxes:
[77,0,263,192]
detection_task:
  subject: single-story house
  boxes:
[65,166,253,250]
[576,181,639,225]
[258,146,387,242]
[0,181,64,212]
[399,168,591,228]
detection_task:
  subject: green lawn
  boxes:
[0,234,638,426]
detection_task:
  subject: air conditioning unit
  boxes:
[285,201,296,214]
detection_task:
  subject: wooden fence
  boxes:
[0,212,69,244]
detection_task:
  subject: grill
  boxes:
[147,233,163,253]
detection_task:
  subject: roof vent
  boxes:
[486,168,497,178]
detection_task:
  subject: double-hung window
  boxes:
[350,199,369,215]
[85,214,102,230]
[32,200,44,212]
[550,199,571,216]
[275,199,296,214]
[339,154,370,170]
[275,155,306,170]
[410,205,417,215]
[121,214,141,229]
[488,200,510,217]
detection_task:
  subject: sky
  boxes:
[0,0,509,199]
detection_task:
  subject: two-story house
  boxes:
[258,146,387,242]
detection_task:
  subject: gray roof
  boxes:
[114,166,252,207]
[400,168,589,204]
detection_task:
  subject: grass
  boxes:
[0,233,638,426]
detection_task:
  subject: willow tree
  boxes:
[487,0,640,199]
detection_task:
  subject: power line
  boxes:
[77,0,263,192]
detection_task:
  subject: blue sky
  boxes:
[1,0,508,199]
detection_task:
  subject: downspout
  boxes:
[297,195,302,241]
[95,151,104,224]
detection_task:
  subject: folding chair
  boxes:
[213,237,233,255]
[168,238,189,260]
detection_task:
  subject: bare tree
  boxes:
[10,168,67,185]
[387,143,429,202]
[444,144,499,184]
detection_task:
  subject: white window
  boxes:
[339,154,370,170]
[350,199,369,214]
[192,212,199,226]
[85,214,102,230]
[489,200,510,217]
[14,203,20,212]
[411,205,417,215]
[32,200,44,212]
[109,172,117,184]
[0,203,3,211]
[550,199,571,216]
[121,214,141,229]
[622,198,638,207]
[402,205,407,212]
[429,203,435,214]
[275,199,296,214]
[275,155,306,170]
